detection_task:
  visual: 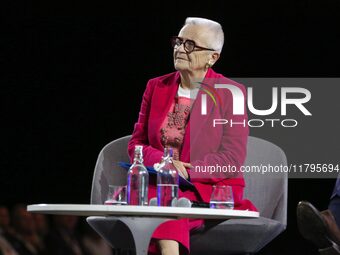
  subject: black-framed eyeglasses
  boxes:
[171,36,215,54]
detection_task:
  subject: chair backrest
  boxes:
[243,136,288,226]
[90,135,131,205]
[90,135,288,226]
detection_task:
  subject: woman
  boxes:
[128,17,257,255]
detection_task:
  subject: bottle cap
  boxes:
[134,145,143,159]
[135,145,143,151]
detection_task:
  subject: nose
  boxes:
[174,42,186,53]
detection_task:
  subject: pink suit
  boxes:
[128,68,257,254]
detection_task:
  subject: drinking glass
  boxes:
[209,185,234,209]
[104,185,127,205]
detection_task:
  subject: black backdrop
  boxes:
[1,1,340,254]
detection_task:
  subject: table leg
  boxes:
[116,217,170,255]
[87,216,172,255]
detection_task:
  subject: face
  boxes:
[173,24,219,73]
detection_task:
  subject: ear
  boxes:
[210,52,220,65]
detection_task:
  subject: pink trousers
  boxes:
[147,180,256,254]
[147,182,203,255]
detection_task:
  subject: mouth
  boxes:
[175,57,188,61]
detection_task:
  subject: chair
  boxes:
[87,135,288,254]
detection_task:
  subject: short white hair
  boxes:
[184,17,224,53]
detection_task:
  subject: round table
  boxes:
[28,204,259,255]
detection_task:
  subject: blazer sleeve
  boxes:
[188,84,249,184]
[128,79,163,166]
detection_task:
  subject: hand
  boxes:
[172,160,193,180]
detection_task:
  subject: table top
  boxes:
[27,204,259,220]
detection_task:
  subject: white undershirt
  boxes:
[177,84,199,99]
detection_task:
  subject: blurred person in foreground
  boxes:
[128,17,257,255]
[0,206,13,235]
[6,204,44,255]
[0,236,18,255]
[80,223,113,255]
[44,215,89,255]
[32,214,49,241]
[0,206,18,255]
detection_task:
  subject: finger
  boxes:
[177,168,188,179]
[172,161,189,179]
[177,170,185,178]
[182,162,193,168]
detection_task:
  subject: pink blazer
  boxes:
[128,68,256,210]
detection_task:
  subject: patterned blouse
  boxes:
[160,85,198,160]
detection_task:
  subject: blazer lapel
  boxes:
[149,72,180,148]
[181,68,221,162]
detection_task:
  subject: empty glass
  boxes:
[104,185,127,205]
[209,185,234,209]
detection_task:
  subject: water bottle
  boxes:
[156,147,179,206]
[127,145,149,206]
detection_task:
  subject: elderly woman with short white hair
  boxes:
[128,17,257,255]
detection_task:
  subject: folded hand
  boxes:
[172,160,193,180]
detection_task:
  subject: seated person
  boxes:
[128,17,257,255]
[297,176,340,254]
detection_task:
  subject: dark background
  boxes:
[1,0,340,254]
